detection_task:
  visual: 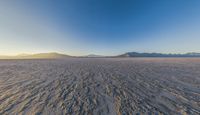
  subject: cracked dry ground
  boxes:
[0,58,200,115]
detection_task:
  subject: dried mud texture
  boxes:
[0,58,200,115]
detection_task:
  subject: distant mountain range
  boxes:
[0,52,71,59]
[85,54,104,58]
[118,52,200,57]
[0,52,200,59]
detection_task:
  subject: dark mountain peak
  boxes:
[118,52,200,57]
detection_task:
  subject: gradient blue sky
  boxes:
[0,0,200,56]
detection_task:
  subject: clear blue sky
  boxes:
[0,0,200,56]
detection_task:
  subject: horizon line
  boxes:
[0,51,200,57]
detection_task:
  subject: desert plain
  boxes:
[0,58,200,115]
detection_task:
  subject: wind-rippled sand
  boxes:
[0,58,200,115]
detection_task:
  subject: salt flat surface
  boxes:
[0,58,200,115]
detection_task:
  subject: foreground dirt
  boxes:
[0,58,200,115]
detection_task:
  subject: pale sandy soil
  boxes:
[0,58,200,115]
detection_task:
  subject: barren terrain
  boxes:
[0,58,200,115]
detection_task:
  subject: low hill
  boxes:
[85,54,104,58]
[0,52,71,59]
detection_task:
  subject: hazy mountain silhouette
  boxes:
[1,52,200,59]
[118,52,200,57]
[85,54,104,57]
[0,52,71,59]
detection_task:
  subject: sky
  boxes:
[0,0,200,56]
